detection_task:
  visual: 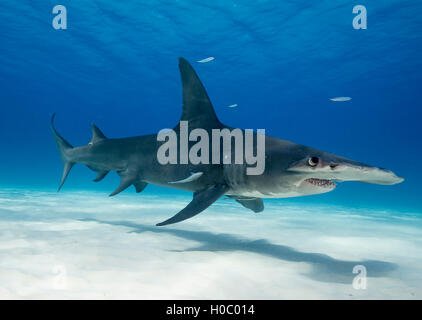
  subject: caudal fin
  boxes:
[51,113,74,191]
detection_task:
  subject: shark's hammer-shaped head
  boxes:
[263,138,404,197]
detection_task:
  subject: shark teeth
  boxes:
[305,178,336,188]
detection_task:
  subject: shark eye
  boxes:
[308,157,319,167]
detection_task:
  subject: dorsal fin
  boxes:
[89,124,107,144]
[177,57,220,128]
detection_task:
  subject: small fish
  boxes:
[330,97,352,102]
[168,172,203,184]
[197,57,215,63]
[227,104,238,108]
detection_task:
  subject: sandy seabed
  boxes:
[0,188,421,299]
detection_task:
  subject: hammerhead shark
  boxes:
[52,57,404,226]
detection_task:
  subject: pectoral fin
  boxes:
[156,184,229,226]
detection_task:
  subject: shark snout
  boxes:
[327,163,404,185]
[354,166,404,185]
[287,155,404,186]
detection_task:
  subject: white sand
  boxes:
[0,189,421,299]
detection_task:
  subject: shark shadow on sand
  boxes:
[81,218,397,284]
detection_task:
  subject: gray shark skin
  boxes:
[52,57,404,226]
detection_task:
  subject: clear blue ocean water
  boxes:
[0,0,421,212]
[2,1,422,300]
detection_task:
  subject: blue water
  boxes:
[0,0,421,212]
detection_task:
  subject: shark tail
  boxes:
[51,113,75,191]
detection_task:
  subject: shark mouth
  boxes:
[305,178,336,188]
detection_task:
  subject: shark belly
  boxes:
[223,163,273,198]
[223,163,305,199]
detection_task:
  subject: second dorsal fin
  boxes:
[89,124,107,144]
